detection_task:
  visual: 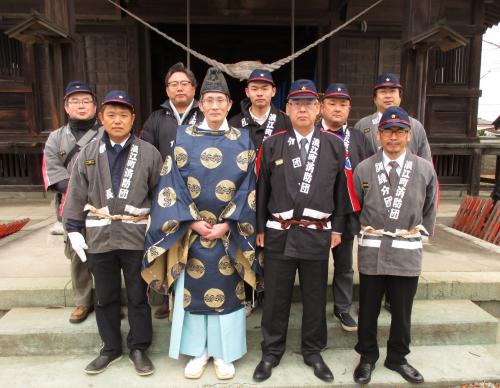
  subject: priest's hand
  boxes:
[331,233,341,248]
[68,232,88,262]
[205,222,230,240]
[256,233,264,247]
[191,221,213,238]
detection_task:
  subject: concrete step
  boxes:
[2,272,500,309]
[1,344,499,387]
[0,300,497,356]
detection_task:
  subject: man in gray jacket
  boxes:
[352,106,438,385]
[353,73,432,163]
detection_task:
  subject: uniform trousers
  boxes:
[261,252,328,361]
[64,238,93,307]
[355,273,418,365]
[87,249,152,356]
[331,238,354,314]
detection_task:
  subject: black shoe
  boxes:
[253,356,279,382]
[84,354,122,374]
[353,361,375,384]
[334,311,358,332]
[384,361,424,384]
[129,349,155,376]
[304,354,334,382]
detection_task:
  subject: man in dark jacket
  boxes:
[141,62,203,161]
[318,83,374,332]
[229,69,290,149]
[229,68,291,316]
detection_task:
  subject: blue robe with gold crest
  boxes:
[142,121,261,316]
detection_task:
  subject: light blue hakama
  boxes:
[169,271,247,363]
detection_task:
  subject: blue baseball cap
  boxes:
[374,72,402,90]
[324,83,351,100]
[247,69,275,85]
[287,79,318,100]
[379,106,411,130]
[64,81,94,99]
[101,90,134,111]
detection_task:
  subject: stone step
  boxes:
[0,300,497,356]
[2,272,500,309]
[1,344,500,387]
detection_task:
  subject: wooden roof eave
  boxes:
[5,11,74,44]
[404,22,468,52]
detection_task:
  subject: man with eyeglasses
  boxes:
[318,83,374,332]
[253,79,352,383]
[352,106,437,385]
[142,67,261,380]
[42,81,102,324]
[141,62,203,161]
[141,62,203,319]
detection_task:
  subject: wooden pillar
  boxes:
[400,0,432,122]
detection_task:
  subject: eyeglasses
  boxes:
[379,128,409,137]
[167,81,192,88]
[201,97,228,107]
[288,100,318,109]
[67,99,94,106]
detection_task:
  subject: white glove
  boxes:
[68,232,88,262]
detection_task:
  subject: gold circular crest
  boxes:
[199,210,217,225]
[236,150,256,171]
[200,237,217,249]
[247,190,256,211]
[157,187,177,208]
[200,147,223,169]
[174,146,188,168]
[186,258,205,279]
[189,202,201,220]
[147,245,166,262]
[218,255,235,276]
[234,262,245,277]
[183,288,191,308]
[225,127,241,140]
[238,222,255,237]
[258,251,264,267]
[160,155,173,176]
[220,201,237,219]
[185,126,203,136]
[242,250,256,264]
[161,219,180,235]
[204,288,225,308]
[215,180,236,202]
[235,281,245,301]
[187,176,202,199]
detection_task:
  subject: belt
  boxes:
[359,224,429,245]
[272,215,329,230]
[84,204,148,223]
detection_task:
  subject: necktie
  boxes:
[300,138,308,164]
[388,160,399,188]
[113,144,122,153]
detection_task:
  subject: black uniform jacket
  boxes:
[141,99,203,160]
[229,98,291,150]
[317,124,375,238]
[257,127,353,260]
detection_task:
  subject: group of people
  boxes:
[42,62,437,384]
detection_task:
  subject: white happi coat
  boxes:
[353,150,438,276]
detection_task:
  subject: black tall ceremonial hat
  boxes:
[200,67,230,97]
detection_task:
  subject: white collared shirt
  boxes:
[382,151,406,176]
[372,111,383,125]
[169,99,194,125]
[321,119,347,133]
[110,135,130,148]
[198,118,230,131]
[249,106,271,125]
[293,128,314,152]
